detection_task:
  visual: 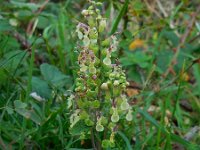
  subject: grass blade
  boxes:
[138,109,200,149]
[117,131,132,150]
[109,0,129,35]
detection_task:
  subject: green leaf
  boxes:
[162,30,179,47]
[0,19,13,31]
[10,0,41,11]
[110,0,129,35]
[40,63,71,87]
[117,131,132,150]
[70,120,90,136]
[156,50,174,72]
[31,77,51,99]
[14,100,27,109]
[193,64,200,95]
[120,51,150,68]
[15,108,42,125]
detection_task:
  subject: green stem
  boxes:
[20,45,35,149]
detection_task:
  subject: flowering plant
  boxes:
[68,1,132,148]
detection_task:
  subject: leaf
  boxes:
[14,100,42,125]
[162,30,179,47]
[14,100,27,109]
[40,63,71,87]
[69,120,90,136]
[0,19,13,31]
[120,51,150,68]
[156,50,174,72]
[31,77,51,99]
[117,131,132,150]
[10,0,41,11]
[110,0,129,35]
[193,64,200,95]
[6,107,14,114]
[15,108,42,125]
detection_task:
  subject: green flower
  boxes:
[120,101,130,111]
[126,109,133,121]
[101,82,109,90]
[111,108,119,123]
[96,123,104,132]
[80,64,88,72]
[89,64,96,74]
[103,56,111,66]
[83,35,90,46]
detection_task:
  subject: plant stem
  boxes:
[91,128,97,150]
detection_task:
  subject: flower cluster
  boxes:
[69,1,132,148]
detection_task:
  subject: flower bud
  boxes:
[105,91,111,101]
[89,44,98,54]
[99,19,106,32]
[92,100,100,108]
[101,48,107,58]
[113,80,119,86]
[102,38,110,47]
[89,64,96,74]
[89,28,98,39]
[82,9,89,16]
[111,108,119,123]
[83,35,90,47]
[88,6,94,10]
[96,123,104,132]
[77,31,83,39]
[103,56,111,66]
[101,83,108,90]
[101,116,108,125]
[80,111,89,119]
[102,139,111,148]
[110,132,115,143]
[88,10,94,15]
[80,64,88,72]
[85,118,94,126]
[120,101,130,110]
[96,2,102,6]
[111,114,119,123]
[88,17,96,27]
[126,109,133,121]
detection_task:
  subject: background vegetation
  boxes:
[0,0,200,149]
